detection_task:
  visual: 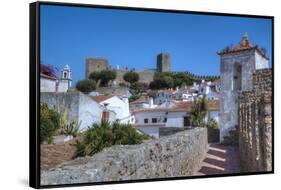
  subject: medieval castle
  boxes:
[85,53,219,85]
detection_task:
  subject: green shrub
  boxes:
[89,70,116,87]
[130,82,144,94]
[123,71,139,84]
[76,79,96,93]
[172,72,193,87]
[147,90,157,98]
[74,121,150,157]
[129,95,139,103]
[59,107,81,137]
[40,103,60,144]
[149,72,194,90]
[190,96,208,127]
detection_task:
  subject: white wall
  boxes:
[40,78,56,92]
[78,93,108,131]
[134,111,167,125]
[165,112,188,128]
[154,92,171,105]
[41,77,71,93]
[130,103,150,111]
[100,96,131,123]
[255,52,269,70]
[57,81,69,92]
[134,110,191,128]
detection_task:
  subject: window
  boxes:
[144,118,148,123]
[184,116,191,127]
[164,117,167,123]
[152,118,157,123]
[233,63,242,91]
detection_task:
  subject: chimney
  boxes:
[149,97,154,108]
[102,103,109,121]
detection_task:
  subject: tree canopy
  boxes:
[130,82,145,94]
[123,71,139,84]
[76,79,96,93]
[89,70,116,87]
[172,72,193,87]
[149,72,193,90]
[149,72,174,89]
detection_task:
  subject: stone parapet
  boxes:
[238,68,272,172]
[41,128,208,185]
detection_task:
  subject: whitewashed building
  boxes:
[90,95,134,124]
[133,100,220,138]
[196,80,220,100]
[40,92,116,131]
[130,96,157,111]
[40,73,58,92]
[40,64,72,93]
[58,64,72,92]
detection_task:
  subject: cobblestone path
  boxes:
[196,144,241,175]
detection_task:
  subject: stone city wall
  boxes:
[41,128,208,185]
[114,69,154,85]
[238,68,272,172]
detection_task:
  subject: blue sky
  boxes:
[40,5,272,85]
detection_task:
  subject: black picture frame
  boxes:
[30,1,274,189]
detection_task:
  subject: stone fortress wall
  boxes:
[85,57,109,78]
[41,128,207,185]
[238,68,272,172]
[157,53,171,72]
[85,53,219,86]
[85,57,154,85]
[114,68,155,85]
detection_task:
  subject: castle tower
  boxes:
[59,64,72,92]
[157,53,171,72]
[85,57,109,78]
[218,33,269,143]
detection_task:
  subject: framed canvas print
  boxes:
[29,1,274,188]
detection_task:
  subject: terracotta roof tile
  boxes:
[90,95,114,103]
[207,100,220,110]
[40,73,58,80]
[218,33,269,60]
[131,96,150,104]
[133,100,220,113]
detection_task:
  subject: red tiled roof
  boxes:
[218,33,269,60]
[169,101,193,112]
[40,73,58,80]
[207,100,220,111]
[133,108,169,113]
[135,124,165,128]
[131,96,150,104]
[133,100,220,113]
[90,95,114,103]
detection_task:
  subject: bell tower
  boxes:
[60,64,72,89]
[218,33,269,143]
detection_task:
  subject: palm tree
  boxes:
[190,96,208,127]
